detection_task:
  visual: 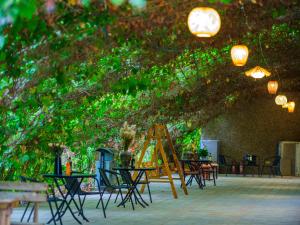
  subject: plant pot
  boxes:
[199,156,207,160]
[120,150,132,168]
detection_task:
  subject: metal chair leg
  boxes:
[213,171,216,186]
[129,192,135,210]
[269,167,273,177]
[146,182,152,203]
[48,200,57,225]
[260,166,264,176]
[96,188,105,209]
[53,197,63,225]
[202,169,206,186]
[27,205,35,222]
[99,190,107,218]
[105,192,113,210]
[20,202,31,222]
[119,189,125,208]
[114,190,120,203]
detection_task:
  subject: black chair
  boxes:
[260,156,282,177]
[98,169,135,210]
[218,155,234,176]
[63,175,107,218]
[243,154,260,176]
[20,176,63,225]
[136,171,153,203]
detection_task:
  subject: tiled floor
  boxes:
[11,176,300,225]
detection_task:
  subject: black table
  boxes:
[43,173,96,224]
[112,167,155,209]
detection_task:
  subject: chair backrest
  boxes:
[99,169,113,187]
[65,177,82,195]
[218,155,226,165]
[244,154,257,165]
[119,170,133,185]
[273,156,281,166]
[186,161,200,172]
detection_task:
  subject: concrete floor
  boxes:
[11,176,300,225]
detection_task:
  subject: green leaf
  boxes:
[19,0,37,19]
[20,154,30,163]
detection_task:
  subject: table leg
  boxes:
[117,187,135,208]
[51,178,83,225]
[65,177,90,222]
[117,171,135,208]
[117,170,148,208]
[131,171,149,207]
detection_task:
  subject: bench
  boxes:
[0,181,48,225]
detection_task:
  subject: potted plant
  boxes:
[119,122,136,167]
[198,146,208,160]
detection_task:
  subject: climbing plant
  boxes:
[0,0,299,180]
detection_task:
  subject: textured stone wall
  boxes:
[202,93,300,164]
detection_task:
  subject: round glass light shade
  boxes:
[231,45,249,66]
[275,95,287,105]
[287,101,295,113]
[267,80,278,94]
[187,7,221,37]
[245,66,271,79]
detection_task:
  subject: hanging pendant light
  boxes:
[287,101,295,113]
[231,45,249,66]
[187,7,221,38]
[245,66,271,79]
[275,95,287,105]
[267,81,278,94]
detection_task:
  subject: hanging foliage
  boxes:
[0,0,300,180]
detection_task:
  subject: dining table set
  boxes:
[2,158,219,225]
[40,167,156,224]
[43,173,96,224]
[180,159,218,188]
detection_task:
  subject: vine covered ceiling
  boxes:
[0,0,300,178]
